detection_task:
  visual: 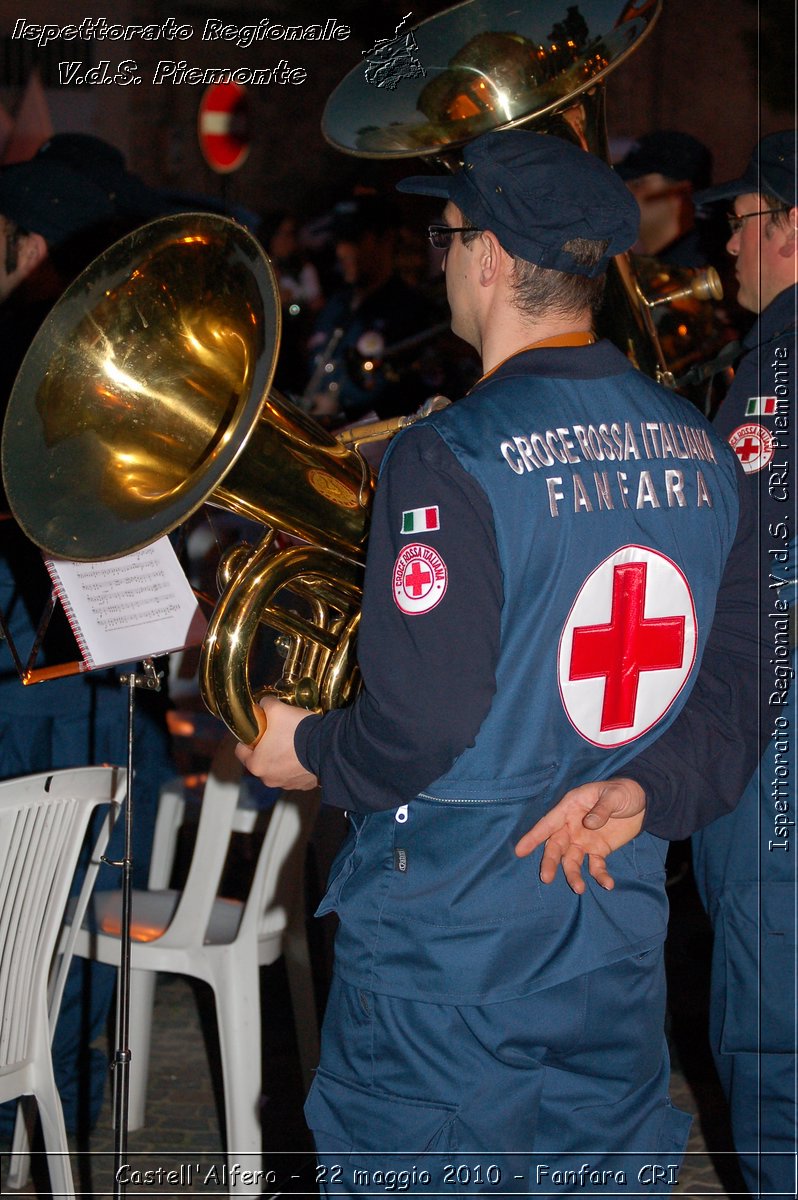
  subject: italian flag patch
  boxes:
[745,396,778,416]
[401,506,440,534]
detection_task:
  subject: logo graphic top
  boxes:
[558,546,697,748]
[728,423,775,474]
[307,469,360,509]
[392,543,447,615]
[362,12,426,90]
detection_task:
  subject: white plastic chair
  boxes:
[66,736,320,1196]
[0,764,125,1199]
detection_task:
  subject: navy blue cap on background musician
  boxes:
[615,129,716,266]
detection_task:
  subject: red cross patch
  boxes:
[558,546,697,747]
[392,543,448,615]
[728,423,775,475]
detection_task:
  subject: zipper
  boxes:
[416,792,512,805]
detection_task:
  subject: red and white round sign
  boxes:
[392,543,448,615]
[558,545,697,748]
[198,82,250,173]
[728,423,775,474]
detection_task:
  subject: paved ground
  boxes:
[2,831,749,1200]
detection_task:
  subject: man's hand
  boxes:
[514,778,647,894]
[234,695,319,791]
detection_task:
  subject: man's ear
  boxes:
[478,230,503,286]
[15,230,49,281]
[778,207,798,259]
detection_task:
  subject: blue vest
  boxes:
[320,345,740,1004]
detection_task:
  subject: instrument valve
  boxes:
[274,635,292,659]
[294,677,321,710]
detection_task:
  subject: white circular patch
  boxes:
[728,423,775,474]
[392,543,448,615]
[558,545,697,748]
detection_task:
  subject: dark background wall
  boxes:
[0,0,793,226]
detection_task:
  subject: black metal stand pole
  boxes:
[106,658,162,1199]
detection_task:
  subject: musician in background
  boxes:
[261,208,324,397]
[517,130,797,1200]
[303,193,435,423]
[616,129,740,415]
[0,136,174,1141]
[615,129,716,267]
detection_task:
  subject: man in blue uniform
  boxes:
[690,146,796,1200]
[518,131,796,1198]
[237,130,752,1194]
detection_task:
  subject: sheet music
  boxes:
[44,538,206,671]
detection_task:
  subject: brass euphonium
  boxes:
[1,213,380,745]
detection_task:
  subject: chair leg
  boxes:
[212,955,263,1197]
[34,1066,76,1200]
[124,968,158,1131]
[6,1099,32,1189]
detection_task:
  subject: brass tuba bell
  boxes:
[1,213,375,745]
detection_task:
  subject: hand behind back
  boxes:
[514,778,647,894]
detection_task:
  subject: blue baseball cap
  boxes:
[397,129,640,278]
[615,130,712,189]
[0,133,168,247]
[695,130,797,208]
[0,138,117,246]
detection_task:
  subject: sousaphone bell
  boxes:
[323,0,721,388]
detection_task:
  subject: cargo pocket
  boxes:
[717,881,796,1054]
[631,1100,692,1194]
[553,1097,690,1196]
[305,1067,458,1196]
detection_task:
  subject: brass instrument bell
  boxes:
[323,0,727,390]
[2,213,370,563]
[324,0,663,160]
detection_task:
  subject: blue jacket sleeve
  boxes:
[294,423,502,812]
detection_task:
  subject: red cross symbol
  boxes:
[404,560,432,597]
[569,562,686,731]
[734,436,761,462]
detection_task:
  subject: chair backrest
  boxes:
[139,736,246,945]
[0,766,125,1073]
[151,738,319,948]
[239,786,321,943]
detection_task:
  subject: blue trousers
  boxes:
[305,950,691,1198]
[701,877,797,1197]
[693,733,797,1199]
